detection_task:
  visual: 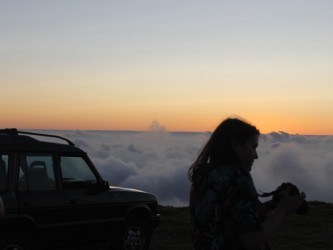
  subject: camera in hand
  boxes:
[261,182,309,215]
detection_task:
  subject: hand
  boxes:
[277,187,305,215]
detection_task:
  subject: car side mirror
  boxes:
[99,181,109,191]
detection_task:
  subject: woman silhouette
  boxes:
[189,117,304,250]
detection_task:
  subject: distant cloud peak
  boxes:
[149,120,166,132]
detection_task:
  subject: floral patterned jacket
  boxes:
[189,164,268,250]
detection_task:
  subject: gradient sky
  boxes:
[1,1,333,134]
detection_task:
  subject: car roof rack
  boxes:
[0,128,75,146]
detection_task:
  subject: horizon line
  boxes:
[13,128,333,137]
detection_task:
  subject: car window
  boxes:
[0,154,9,193]
[60,156,97,189]
[19,154,56,191]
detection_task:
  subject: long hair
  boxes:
[188,117,259,184]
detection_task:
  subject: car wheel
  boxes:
[121,218,151,250]
[0,233,30,250]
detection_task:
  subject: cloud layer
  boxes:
[47,130,332,206]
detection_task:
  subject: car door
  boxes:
[59,154,112,242]
[0,152,12,217]
[17,153,66,246]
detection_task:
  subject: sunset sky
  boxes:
[1,1,333,135]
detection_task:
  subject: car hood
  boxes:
[109,185,148,193]
[108,185,158,203]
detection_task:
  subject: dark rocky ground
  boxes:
[49,201,333,249]
[150,201,333,250]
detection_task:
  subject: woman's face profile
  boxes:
[234,134,259,172]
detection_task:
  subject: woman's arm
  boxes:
[240,188,305,249]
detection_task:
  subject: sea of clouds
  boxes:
[38,126,333,206]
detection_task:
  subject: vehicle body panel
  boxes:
[0,129,160,249]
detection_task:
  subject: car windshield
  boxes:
[60,156,97,189]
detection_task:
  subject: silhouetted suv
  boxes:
[0,129,160,250]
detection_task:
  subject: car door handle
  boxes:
[23,200,32,207]
[68,199,77,206]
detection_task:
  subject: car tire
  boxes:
[120,218,151,250]
[0,233,31,250]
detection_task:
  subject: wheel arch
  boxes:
[125,204,152,223]
[0,216,36,235]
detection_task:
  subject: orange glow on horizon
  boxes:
[2,113,333,136]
